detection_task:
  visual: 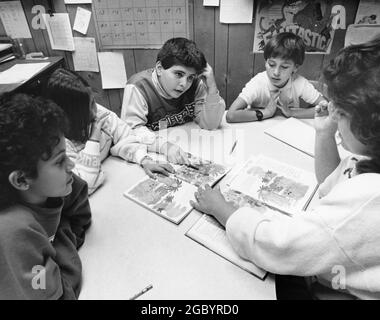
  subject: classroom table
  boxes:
[78,114,317,300]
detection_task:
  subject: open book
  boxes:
[264,117,352,159]
[186,155,318,279]
[124,156,230,224]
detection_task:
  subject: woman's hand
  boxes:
[314,100,337,135]
[190,185,237,227]
[161,142,190,165]
[141,157,175,179]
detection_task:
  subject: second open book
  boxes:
[124,155,231,224]
[186,154,318,280]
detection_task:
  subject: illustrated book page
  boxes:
[124,155,230,224]
[227,155,318,215]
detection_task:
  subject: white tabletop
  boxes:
[78,115,317,300]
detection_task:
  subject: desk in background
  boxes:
[0,56,65,95]
[78,115,317,300]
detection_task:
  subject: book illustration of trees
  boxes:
[129,179,164,205]
[200,163,226,177]
[223,189,264,211]
[174,163,228,187]
[156,175,183,192]
[257,173,309,208]
[152,194,188,218]
[247,165,266,178]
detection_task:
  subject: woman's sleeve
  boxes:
[225,206,346,276]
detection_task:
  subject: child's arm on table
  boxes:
[226,97,277,123]
[314,101,340,184]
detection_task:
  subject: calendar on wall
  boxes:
[92,0,189,49]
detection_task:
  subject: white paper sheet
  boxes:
[355,0,380,24]
[97,52,127,89]
[0,1,32,39]
[0,63,49,84]
[265,118,316,157]
[73,37,99,72]
[73,7,91,35]
[220,0,253,23]
[64,0,92,3]
[43,13,75,51]
[345,24,380,47]
[264,117,352,159]
[203,0,219,6]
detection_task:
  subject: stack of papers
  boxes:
[0,62,49,84]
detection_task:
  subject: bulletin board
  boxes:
[92,0,189,49]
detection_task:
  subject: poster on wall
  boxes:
[355,0,380,24]
[253,0,336,54]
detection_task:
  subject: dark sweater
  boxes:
[0,175,91,300]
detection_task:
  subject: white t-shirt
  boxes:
[238,71,321,110]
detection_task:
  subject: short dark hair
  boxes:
[323,36,380,174]
[157,37,207,74]
[0,93,68,210]
[264,32,306,65]
[46,68,92,143]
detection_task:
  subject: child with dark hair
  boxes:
[47,68,187,195]
[191,37,380,299]
[226,32,326,123]
[0,93,91,299]
[121,37,225,133]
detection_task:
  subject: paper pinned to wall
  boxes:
[97,52,127,89]
[73,37,99,72]
[203,0,220,6]
[355,0,380,24]
[0,1,32,39]
[73,7,92,35]
[64,0,92,3]
[220,0,253,23]
[345,24,380,47]
[43,13,75,51]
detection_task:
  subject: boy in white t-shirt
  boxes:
[226,32,327,123]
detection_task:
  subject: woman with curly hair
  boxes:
[0,93,91,299]
[191,36,380,299]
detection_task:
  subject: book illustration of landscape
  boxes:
[125,173,196,224]
[124,156,230,224]
[228,155,317,214]
[173,156,229,187]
